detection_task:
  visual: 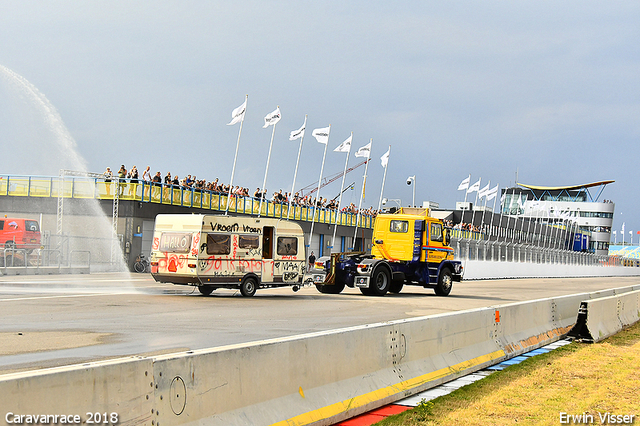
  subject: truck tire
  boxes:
[315,282,345,294]
[389,281,404,294]
[368,266,391,296]
[198,285,215,296]
[240,277,258,297]
[435,268,453,296]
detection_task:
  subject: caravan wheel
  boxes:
[198,285,215,296]
[240,277,258,297]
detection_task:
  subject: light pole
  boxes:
[407,175,416,207]
[382,198,402,209]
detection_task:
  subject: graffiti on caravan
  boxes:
[209,222,262,234]
[159,232,192,253]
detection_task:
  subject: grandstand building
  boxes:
[501,181,614,255]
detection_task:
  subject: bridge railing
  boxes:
[0,174,373,228]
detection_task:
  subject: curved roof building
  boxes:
[502,181,614,255]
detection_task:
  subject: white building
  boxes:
[502,181,614,255]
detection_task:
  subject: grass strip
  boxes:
[376,320,640,426]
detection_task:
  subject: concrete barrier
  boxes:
[462,260,640,280]
[570,289,640,342]
[0,356,153,424]
[2,285,638,426]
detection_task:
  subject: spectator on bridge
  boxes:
[103,167,113,196]
[164,172,172,185]
[152,172,162,185]
[142,166,151,182]
[117,165,127,179]
[103,167,113,182]
[130,166,139,182]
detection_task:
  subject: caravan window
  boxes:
[207,234,230,255]
[159,233,192,253]
[277,237,298,255]
[239,235,259,249]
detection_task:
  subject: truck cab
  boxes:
[309,208,463,296]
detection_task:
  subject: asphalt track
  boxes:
[1,273,639,374]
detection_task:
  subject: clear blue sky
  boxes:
[1,2,639,237]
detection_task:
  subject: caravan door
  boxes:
[261,226,274,282]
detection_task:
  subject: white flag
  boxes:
[334,134,352,153]
[227,98,247,125]
[355,142,371,158]
[485,185,499,201]
[289,119,306,140]
[478,183,491,199]
[312,126,330,144]
[263,107,281,128]
[457,176,470,191]
[467,179,481,194]
[380,147,390,168]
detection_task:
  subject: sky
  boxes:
[1,1,639,238]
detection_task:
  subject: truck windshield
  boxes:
[390,220,408,233]
[431,223,443,242]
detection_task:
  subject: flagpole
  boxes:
[498,192,506,241]
[479,181,490,240]
[377,145,390,212]
[543,205,552,249]
[226,94,247,215]
[288,115,307,220]
[518,196,527,243]
[463,174,470,206]
[352,139,372,250]
[258,107,280,217]
[488,186,498,240]
[331,132,352,252]
[526,202,535,244]
[309,125,330,251]
[469,178,481,240]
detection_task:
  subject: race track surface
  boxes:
[1,273,638,373]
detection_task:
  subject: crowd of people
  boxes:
[445,219,481,233]
[103,164,379,217]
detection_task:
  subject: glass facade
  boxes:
[501,185,614,255]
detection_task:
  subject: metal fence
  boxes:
[452,238,625,267]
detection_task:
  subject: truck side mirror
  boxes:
[443,229,451,246]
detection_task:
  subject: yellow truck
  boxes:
[309,208,463,296]
[150,214,306,297]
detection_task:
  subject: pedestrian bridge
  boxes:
[0,174,374,229]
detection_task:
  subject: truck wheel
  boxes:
[389,281,404,294]
[435,268,453,296]
[369,267,391,296]
[315,282,345,294]
[240,277,258,297]
[198,285,215,296]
